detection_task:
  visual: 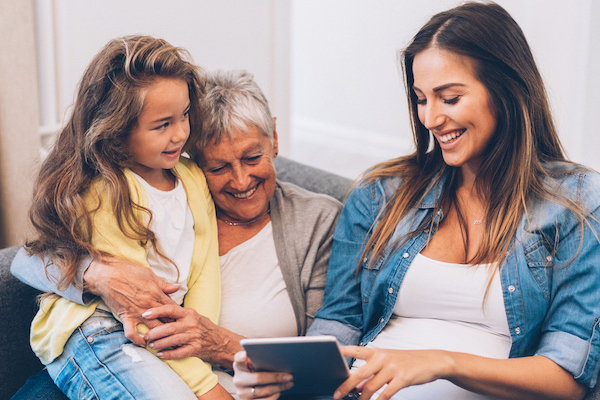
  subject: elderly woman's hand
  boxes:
[142,304,245,369]
[84,257,180,346]
[232,351,294,400]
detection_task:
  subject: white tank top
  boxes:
[351,253,511,399]
[218,222,297,338]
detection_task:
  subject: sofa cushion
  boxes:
[275,156,352,203]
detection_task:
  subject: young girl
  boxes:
[26,35,232,400]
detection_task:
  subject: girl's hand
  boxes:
[142,304,244,368]
[334,346,452,400]
[232,351,294,400]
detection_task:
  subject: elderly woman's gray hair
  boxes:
[198,69,274,148]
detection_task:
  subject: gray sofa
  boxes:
[1,157,599,399]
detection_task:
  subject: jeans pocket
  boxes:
[53,357,100,400]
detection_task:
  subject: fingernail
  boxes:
[149,343,154,348]
[282,374,293,382]
[284,382,294,390]
[333,391,341,399]
[157,352,163,358]
[142,311,152,318]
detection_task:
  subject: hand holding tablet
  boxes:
[240,335,349,396]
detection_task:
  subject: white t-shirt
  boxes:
[218,222,297,338]
[132,172,194,305]
[351,253,511,400]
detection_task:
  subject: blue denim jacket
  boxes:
[309,162,600,388]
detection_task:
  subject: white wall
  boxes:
[290,0,600,179]
[0,0,40,246]
[35,1,600,181]
[37,0,291,152]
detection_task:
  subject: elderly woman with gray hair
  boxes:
[11,69,342,398]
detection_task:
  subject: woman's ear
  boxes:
[272,117,279,157]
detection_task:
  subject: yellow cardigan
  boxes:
[30,157,221,396]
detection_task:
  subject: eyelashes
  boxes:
[443,96,460,105]
[415,96,461,106]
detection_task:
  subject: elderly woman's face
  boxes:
[201,124,278,224]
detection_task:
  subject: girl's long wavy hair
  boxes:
[26,35,207,290]
[360,2,588,271]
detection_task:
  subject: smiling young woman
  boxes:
[233,3,600,400]
[412,47,497,178]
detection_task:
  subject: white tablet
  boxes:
[240,335,349,396]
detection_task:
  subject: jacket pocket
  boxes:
[359,250,387,302]
[522,233,554,300]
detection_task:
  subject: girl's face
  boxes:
[127,78,190,187]
[412,47,497,176]
[200,124,278,224]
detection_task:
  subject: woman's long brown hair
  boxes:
[26,35,207,290]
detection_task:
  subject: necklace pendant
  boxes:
[473,219,482,225]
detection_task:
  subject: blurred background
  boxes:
[1,0,598,246]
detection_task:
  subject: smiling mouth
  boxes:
[439,129,466,144]
[231,185,258,199]
[163,147,182,156]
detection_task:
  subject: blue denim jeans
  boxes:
[10,368,67,400]
[46,308,197,400]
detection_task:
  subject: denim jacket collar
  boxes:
[417,174,445,211]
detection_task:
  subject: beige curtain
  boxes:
[0,0,41,248]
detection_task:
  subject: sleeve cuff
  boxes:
[535,329,598,388]
[307,318,362,347]
[75,256,96,305]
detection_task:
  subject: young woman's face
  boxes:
[127,78,190,186]
[200,124,278,224]
[412,47,497,175]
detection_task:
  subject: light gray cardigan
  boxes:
[270,180,342,335]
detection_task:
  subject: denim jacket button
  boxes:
[515,327,521,334]
[380,318,385,324]
[403,252,409,258]
[388,287,394,294]
[508,285,515,292]
[546,256,552,262]
[87,336,94,343]
[363,256,368,263]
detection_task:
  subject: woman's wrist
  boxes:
[438,350,460,381]
[82,259,104,296]
[211,328,245,369]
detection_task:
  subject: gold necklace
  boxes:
[217,207,270,226]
